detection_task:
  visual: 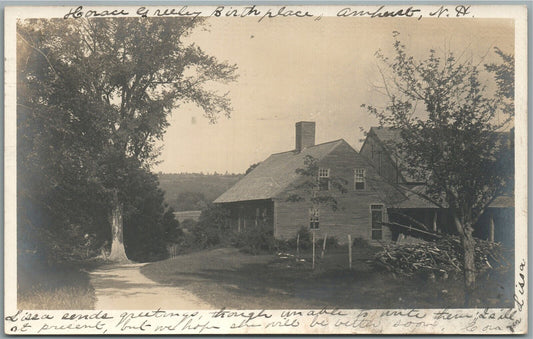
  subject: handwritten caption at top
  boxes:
[63,5,474,22]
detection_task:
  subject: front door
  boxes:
[371,204,384,240]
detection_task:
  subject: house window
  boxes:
[318,168,330,191]
[354,168,366,190]
[371,204,384,240]
[309,208,320,230]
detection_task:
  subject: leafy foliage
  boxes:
[122,168,181,262]
[232,225,281,255]
[17,17,237,263]
[362,34,513,228]
[288,155,348,212]
[362,33,514,302]
[318,236,339,249]
[188,204,231,248]
[286,227,313,250]
[351,237,372,249]
[485,47,514,113]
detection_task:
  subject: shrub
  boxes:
[274,239,290,252]
[352,237,371,248]
[190,222,222,248]
[286,227,313,251]
[186,204,230,249]
[317,236,339,249]
[180,219,197,232]
[232,225,278,255]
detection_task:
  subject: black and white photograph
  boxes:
[4,4,528,335]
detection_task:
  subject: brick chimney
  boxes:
[295,121,315,152]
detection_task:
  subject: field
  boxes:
[141,245,514,310]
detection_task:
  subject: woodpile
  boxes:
[374,236,509,278]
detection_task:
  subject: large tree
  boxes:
[17,17,237,262]
[362,35,513,304]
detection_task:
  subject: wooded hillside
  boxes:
[158,173,242,211]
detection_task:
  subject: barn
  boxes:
[214,122,405,243]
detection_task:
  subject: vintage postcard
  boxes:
[4,4,527,335]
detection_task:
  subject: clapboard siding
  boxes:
[273,142,400,243]
[359,132,400,185]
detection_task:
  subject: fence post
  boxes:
[312,231,316,270]
[489,215,495,242]
[321,233,327,258]
[296,233,300,258]
[348,234,352,270]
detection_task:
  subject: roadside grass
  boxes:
[142,245,514,310]
[18,259,98,310]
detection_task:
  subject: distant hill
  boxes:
[158,173,242,211]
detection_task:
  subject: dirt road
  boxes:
[89,263,213,310]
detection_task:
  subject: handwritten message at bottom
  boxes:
[5,306,525,335]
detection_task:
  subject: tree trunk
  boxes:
[108,190,129,262]
[462,226,476,306]
[453,214,476,306]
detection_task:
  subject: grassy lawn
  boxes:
[141,245,514,310]
[18,260,97,310]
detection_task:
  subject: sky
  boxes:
[154,17,514,174]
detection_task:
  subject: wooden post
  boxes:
[489,215,495,243]
[312,231,316,270]
[432,210,438,233]
[296,233,300,257]
[321,233,327,258]
[348,234,352,270]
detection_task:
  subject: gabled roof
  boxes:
[367,127,419,183]
[370,126,402,145]
[214,139,347,203]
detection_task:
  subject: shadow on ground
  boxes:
[141,247,514,310]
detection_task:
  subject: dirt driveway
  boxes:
[89,263,213,309]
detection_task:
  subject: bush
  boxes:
[185,204,230,249]
[180,219,197,232]
[232,225,279,255]
[317,236,339,249]
[352,237,371,249]
[274,239,290,252]
[286,227,313,250]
